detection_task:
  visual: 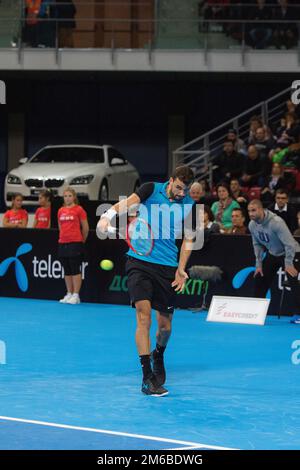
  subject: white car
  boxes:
[5,145,140,206]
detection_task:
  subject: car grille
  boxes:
[25,179,43,188]
[45,178,64,188]
[25,178,64,188]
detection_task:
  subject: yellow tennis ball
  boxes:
[100,259,114,271]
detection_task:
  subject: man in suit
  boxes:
[268,189,297,233]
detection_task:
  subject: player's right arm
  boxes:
[97,183,154,233]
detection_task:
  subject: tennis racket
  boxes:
[105,217,154,257]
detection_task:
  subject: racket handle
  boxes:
[96,221,116,238]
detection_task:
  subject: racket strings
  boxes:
[127,219,154,256]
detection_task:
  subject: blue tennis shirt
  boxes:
[127,182,194,267]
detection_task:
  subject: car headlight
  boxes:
[70,175,94,185]
[7,174,21,184]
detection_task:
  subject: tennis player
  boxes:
[248,199,300,324]
[98,166,196,396]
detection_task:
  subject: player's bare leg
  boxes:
[135,300,168,396]
[151,312,173,386]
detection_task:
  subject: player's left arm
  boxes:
[172,202,197,292]
[172,237,193,293]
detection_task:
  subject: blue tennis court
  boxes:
[0,297,299,450]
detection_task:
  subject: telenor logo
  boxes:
[0,244,32,291]
[232,265,271,299]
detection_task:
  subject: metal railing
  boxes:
[172,87,293,186]
[0,10,299,50]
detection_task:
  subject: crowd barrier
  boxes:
[0,229,296,316]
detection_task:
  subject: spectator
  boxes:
[275,116,287,140]
[33,190,52,228]
[277,112,300,146]
[211,182,240,231]
[253,126,275,159]
[37,0,56,47]
[226,128,246,154]
[248,115,264,145]
[3,194,28,228]
[204,204,220,233]
[261,162,294,203]
[213,140,244,183]
[200,1,230,26]
[202,204,220,245]
[189,182,203,202]
[268,188,297,232]
[248,0,272,49]
[23,0,42,47]
[284,112,300,144]
[286,98,300,119]
[241,145,267,187]
[272,0,298,49]
[230,178,249,204]
[293,211,300,236]
[192,180,217,206]
[225,0,246,41]
[56,0,77,48]
[227,208,248,234]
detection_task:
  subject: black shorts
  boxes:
[58,242,84,276]
[125,256,177,315]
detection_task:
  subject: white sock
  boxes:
[73,293,79,297]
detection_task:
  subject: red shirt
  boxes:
[4,209,28,226]
[58,205,87,244]
[34,206,51,229]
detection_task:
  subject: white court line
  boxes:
[166,446,205,451]
[0,415,237,450]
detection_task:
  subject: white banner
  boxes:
[206,296,270,326]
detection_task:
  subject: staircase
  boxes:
[0,0,22,48]
[173,87,292,185]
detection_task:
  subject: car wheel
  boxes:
[134,180,140,193]
[99,180,109,201]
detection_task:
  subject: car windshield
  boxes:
[30,147,105,163]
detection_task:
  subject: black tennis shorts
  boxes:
[58,242,84,276]
[125,256,177,315]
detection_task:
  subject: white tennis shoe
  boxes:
[59,293,73,303]
[67,294,80,305]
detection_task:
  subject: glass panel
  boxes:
[0,2,299,51]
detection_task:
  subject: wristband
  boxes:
[100,208,117,221]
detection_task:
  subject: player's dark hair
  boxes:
[172,166,194,186]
